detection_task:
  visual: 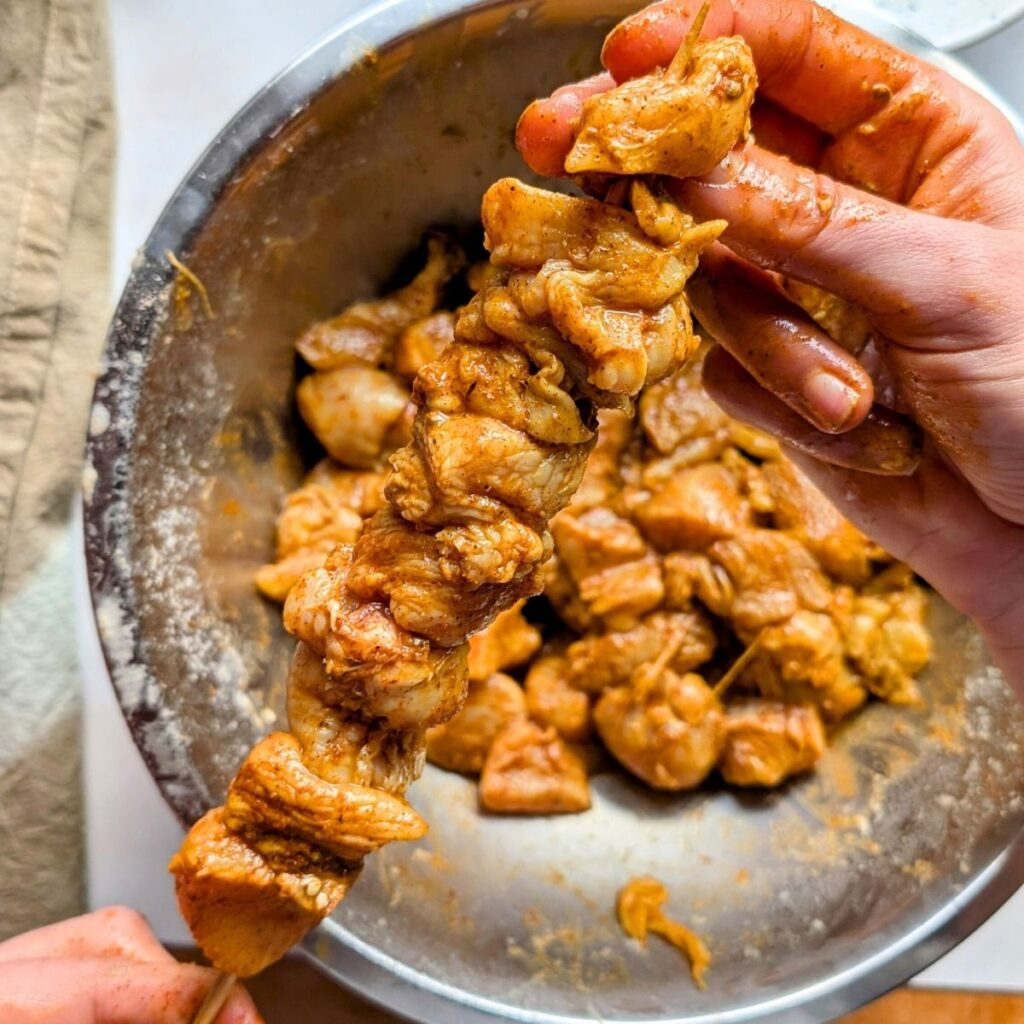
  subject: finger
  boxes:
[0,909,174,966]
[603,0,1022,219]
[516,73,615,177]
[603,0,976,137]
[702,345,920,475]
[784,447,1024,693]
[0,957,262,1024]
[689,246,873,433]
[673,141,996,325]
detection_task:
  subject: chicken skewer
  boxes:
[170,29,757,977]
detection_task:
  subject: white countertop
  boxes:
[82,0,1024,990]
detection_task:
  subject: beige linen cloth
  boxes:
[0,0,113,938]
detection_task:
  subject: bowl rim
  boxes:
[83,0,1024,1020]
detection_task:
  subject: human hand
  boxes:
[516,0,1024,690]
[0,908,263,1024]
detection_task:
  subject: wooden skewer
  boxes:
[191,972,237,1024]
[712,629,765,699]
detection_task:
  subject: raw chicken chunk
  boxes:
[480,719,591,814]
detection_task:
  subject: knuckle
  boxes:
[99,905,151,936]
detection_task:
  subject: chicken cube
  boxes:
[303,460,386,516]
[467,602,542,682]
[565,36,756,179]
[295,235,463,370]
[569,409,633,512]
[394,311,455,378]
[297,365,411,469]
[524,655,593,743]
[566,610,716,693]
[705,529,833,631]
[551,506,665,629]
[425,673,527,774]
[594,667,724,791]
[480,719,591,814]
[719,700,826,787]
[255,475,368,602]
[633,463,751,551]
[638,356,729,457]
[761,459,880,585]
[842,584,932,703]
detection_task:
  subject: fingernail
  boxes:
[803,369,860,431]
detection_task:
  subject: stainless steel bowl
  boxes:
[84,1,1024,1020]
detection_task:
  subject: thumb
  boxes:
[0,957,263,1024]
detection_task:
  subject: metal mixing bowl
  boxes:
[84,1,1024,1020]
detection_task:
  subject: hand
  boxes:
[0,908,263,1023]
[516,0,1024,692]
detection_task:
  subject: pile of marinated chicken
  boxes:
[258,238,932,818]
[169,30,928,979]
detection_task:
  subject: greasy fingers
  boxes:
[702,345,921,475]
[673,141,993,325]
[516,74,614,177]
[0,908,174,965]
[603,0,965,137]
[688,247,872,433]
[0,957,263,1024]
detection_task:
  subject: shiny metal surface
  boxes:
[84,2,1024,1021]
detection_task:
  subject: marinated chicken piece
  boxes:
[297,365,411,469]
[426,673,527,773]
[659,552,698,612]
[761,459,880,584]
[566,33,755,179]
[271,485,366,558]
[595,663,724,791]
[727,422,782,461]
[284,547,470,730]
[286,643,425,792]
[295,236,463,370]
[346,509,543,648]
[255,544,340,604]
[480,718,590,814]
[719,700,826,787]
[634,463,751,551]
[566,610,716,693]
[466,259,503,293]
[570,408,633,511]
[171,808,359,977]
[842,583,932,703]
[525,655,593,743]
[744,609,846,692]
[467,602,542,681]
[542,555,595,634]
[303,460,386,516]
[550,506,664,630]
[415,341,592,446]
[436,518,552,588]
[388,411,592,529]
[739,596,868,722]
[617,876,711,989]
[224,733,427,863]
[394,310,455,378]
[639,354,729,457]
[256,481,366,602]
[482,178,722,395]
[702,529,833,631]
